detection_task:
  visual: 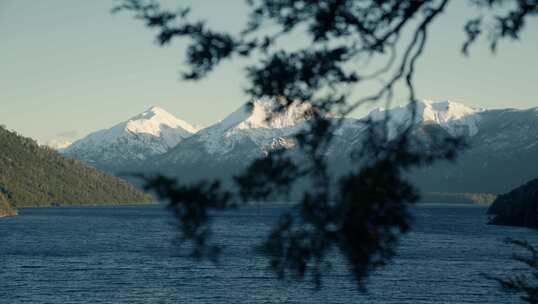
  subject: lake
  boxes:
[1,204,536,303]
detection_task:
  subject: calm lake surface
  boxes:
[1,204,537,303]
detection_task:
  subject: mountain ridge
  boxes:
[57,99,538,195]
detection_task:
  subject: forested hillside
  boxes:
[0,126,152,209]
[0,192,17,217]
[488,178,538,229]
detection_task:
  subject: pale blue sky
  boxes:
[1,0,537,143]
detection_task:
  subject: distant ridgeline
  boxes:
[59,100,538,203]
[421,192,497,205]
[488,178,538,229]
[0,126,152,215]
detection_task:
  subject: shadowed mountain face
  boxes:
[411,108,538,193]
[60,100,538,195]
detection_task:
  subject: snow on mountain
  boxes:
[159,99,487,164]
[470,107,538,152]
[148,99,319,180]
[124,106,197,139]
[44,138,72,151]
[367,100,484,138]
[196,99,312,155]
[63,106,198,169]
[148,99,537,194]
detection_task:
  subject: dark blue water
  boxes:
[1,204,536,303]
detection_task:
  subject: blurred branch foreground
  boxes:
[116,0,538,290]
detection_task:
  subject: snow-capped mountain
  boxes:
[412,106,538,193]
[329,100,486,156]
[146,99,537,193]
[195,99,312,154]
[150,99,313,175]
[63,106,197,170]
[63,99,537,194]
[149,99,476,177]
[366,100,485,137]
[153,99,485,167]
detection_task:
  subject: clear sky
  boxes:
[1,0,537,144]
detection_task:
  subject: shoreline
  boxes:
[0,210,18,217]
[15,201,160,209]
[1,201,160,217]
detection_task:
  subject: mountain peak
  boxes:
[419,100,483,119]
[193,99,312,156]
[126,106,198,136]
[215,99,312,132]
[148,105,165,111]
[143,106,168,116]
[63,105,198,165]
[367,99,484,137]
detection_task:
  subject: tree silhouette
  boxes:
[115,0,538,290]
[487,238,538,304]
[486,178,538,302]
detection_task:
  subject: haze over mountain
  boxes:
[45,138,73,151]
[58,99,538,195]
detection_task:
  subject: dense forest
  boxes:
[488,178,538,229]
[0,126,153,211]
